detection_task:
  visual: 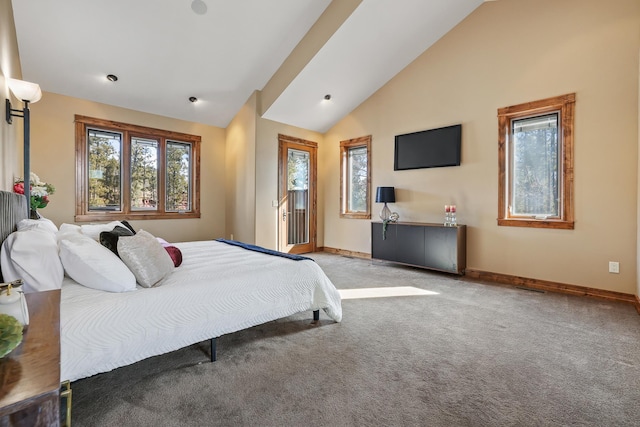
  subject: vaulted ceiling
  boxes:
[11,0,485,133]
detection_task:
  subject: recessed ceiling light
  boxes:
[191,0,207,15]
[106,74,118,82]
[324,94,331,100]
[189,96,198,103]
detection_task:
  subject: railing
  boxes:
[287,190,308,245]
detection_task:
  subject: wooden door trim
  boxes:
[278,134,317,254]
[278,133,318,149]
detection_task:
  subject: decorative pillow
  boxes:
[80,221,127,241]
[156,237,169,246]
[164,246,183,267]
[17,217,58,234]
[99,226,135,256]
[155,237,183,267]
[117,230,174,288]
[0,228,64,293]
[58,232,136,293]
[120,220,136,235]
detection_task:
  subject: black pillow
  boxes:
[100,226,135,256]
[120,220,136,235]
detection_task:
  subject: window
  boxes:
[75,115,200,221]
[497,93,575,229]
[340,135,371,219]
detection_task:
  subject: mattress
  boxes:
[61,240,342,381]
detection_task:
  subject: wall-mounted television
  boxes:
[394,124,461,171]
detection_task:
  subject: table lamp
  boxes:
[375,186,395,221]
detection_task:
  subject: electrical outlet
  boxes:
[608,261,619,274]
[230,233,234,240]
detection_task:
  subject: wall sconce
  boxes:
[6,78,42,216]
[375,186,396,221]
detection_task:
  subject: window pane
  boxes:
[287,149,310,245]
[348,146,368,212]
[288,149,309,190]
[131,137,159,211]
[511,113,559,217]
[166,141,191,212]
[88,129,122,211]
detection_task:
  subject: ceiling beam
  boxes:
[259,0,362,116]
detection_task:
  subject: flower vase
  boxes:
[29,209,41,220]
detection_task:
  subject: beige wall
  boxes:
[28,92,226,243]
[225,92,258,243]
[0,0,21,190]
[323,0,640,294]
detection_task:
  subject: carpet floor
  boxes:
[70,252,640,426]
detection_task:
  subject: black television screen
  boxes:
[394,124,461,171]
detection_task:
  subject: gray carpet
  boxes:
[70,253,640,426]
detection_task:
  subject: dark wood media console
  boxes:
[371,222,466,274]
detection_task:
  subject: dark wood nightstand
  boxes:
[0,290,61,427]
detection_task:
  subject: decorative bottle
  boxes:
[444,205,451,226]
[450,205,457,226]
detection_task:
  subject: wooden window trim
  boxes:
[340,135,372,219]
[75,115,201,221]
[497,93,575,229]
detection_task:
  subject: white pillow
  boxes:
[17,217,58,234]
[80,221,126,241]
[0,228,64,293]
[59,223,81,233]
[118,230,174,288]
[56,224,82,247]
[59,232,136,293]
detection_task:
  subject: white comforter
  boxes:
[61,240,342,382]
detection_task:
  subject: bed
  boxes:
[0,191,342,382]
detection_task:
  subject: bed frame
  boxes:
[0,190,321,363]
[209,310,319,361]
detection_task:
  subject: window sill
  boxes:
[75,212,201,222]
[497,218,574,229]
[340,212,372,220]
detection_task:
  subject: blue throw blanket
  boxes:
[215,239,314,262]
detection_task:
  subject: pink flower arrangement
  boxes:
[13,172,55,210]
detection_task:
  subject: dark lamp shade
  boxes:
[375,187,395,203]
